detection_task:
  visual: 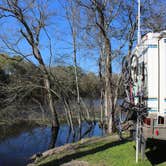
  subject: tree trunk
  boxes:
[94,2,114,133]
[33,47,59,128]
[104,38,113,133]
[99,46,104,124]
[73,38,80,105]
[44,77,59,128]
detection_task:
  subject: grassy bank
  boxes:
[29,133,166,166]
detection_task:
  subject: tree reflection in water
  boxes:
[0,122,104,165]
[49,127,59,149]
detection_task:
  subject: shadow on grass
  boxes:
[39,138,130,166]
[146,140,166,165]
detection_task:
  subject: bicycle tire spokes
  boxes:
[120,54,148,122]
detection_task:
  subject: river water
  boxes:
[0,122,104,166]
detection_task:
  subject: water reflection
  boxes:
[49,127,59,149]
[0,122,104,166]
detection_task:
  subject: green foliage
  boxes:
[0,54,101,116]
[50,66,100,98]
[50,65,83,95]
[0,54,22,74]
[0,54,43,106]
[80,72,100,98]
[0,54,122,109]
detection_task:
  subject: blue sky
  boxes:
[0,0,129,74]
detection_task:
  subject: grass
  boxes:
[79,141,151,166]
[31,134,166,166]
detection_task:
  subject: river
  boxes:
[0,122,104,166]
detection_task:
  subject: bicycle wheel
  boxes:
[130,54,138,83]
[122,56,130,83]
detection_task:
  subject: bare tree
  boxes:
[123,0,137,57]
[0,0,59,128]
[64,1,82,127]
[142,0,166,32]
[66,1,81,105]
[77,0,125,133]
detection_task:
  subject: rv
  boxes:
[131,31,166,142]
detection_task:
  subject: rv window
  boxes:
[158,116,164,125]
[148,44,157,48]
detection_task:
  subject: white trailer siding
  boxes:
[146,38,158,113]
[159,38,166,115]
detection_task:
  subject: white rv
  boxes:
[132,31,166,140]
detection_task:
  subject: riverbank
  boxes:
[0,108,99,129]
[0,118,50,127]
[28,134,153,166]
